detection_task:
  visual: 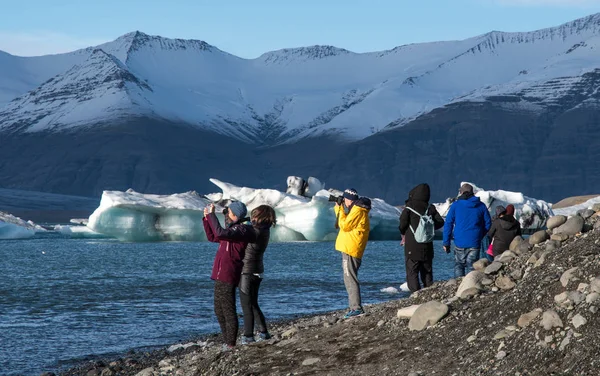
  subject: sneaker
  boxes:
[255,332,272,342]
[240,336,255,345]
[221,344,234,352]
[343,308,365,319]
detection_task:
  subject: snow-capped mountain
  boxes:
[2,13,600,143]
[2,14,600,205]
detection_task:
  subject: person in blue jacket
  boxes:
[443,183,492,278]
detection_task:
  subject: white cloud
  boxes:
[0,31,109,57]
[494,0,600,6]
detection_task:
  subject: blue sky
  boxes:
[2,0,600,57]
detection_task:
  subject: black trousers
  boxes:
[239,274,267,337]
[405,258,433,293]
[214,280,238,346]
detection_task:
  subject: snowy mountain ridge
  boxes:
[1,13,600,143]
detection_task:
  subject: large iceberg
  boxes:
[0,211,46,239]
[88,189,211,241]
[433,182,553,231]
[87,178,403,242]
[208,178,401,242]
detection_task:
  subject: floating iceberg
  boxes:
[0,211,46,240]
[433,182,553,231]
[86,177,403,242]
[88,189,211,241]
[208,178,401,241]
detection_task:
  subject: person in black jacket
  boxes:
[487,204,521,258]
[239,205,277,345]
[399,183,445,292]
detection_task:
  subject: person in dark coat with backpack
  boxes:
[487,204,521,257]
[399,183,445,292]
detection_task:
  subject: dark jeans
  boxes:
[481,236,491,260]
[405,257,433,292]
[214,280,238,346]
[454,247,479,278]
[239,274,268,337]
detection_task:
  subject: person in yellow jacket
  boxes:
[333,188,371,319]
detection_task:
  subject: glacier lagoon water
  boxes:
[1,234,456,375]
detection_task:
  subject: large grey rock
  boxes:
[529,230,549,245]
[495,275,516,290]
[586,292,600,303]
[560,267,580,287]
[484,261,504,275]
[572,314,587,328]
[554,291,569,306]
[456,271,486,298]
[591,277,600,293]
[397,304,421,319]
[550,233,569,242]
[517,241,532,254]
[568,291,585,305]
[473,258,489,271]
[534,252,548,267]
[540,310,563,330]
[509,236,524,251]
[517,308,542,328]
[497,251,517,263]
[547,215,567,230]
[302,358,321,366]
[281,327,298,338]
[578,208,595,219]
[408,301,449,331]
[554,215,584,236]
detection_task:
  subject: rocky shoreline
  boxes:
[50,206,600,376]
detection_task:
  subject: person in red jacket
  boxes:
[203,201,254,351]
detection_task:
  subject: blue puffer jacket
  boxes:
[443,194,492,249]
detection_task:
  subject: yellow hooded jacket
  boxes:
[334,204,370,259]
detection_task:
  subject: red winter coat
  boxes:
[203,213,255,286]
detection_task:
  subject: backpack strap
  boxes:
[405,206,421,234]
[405,206,423,217]
[405,205,431,234]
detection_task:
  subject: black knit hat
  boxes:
[343,188,359,201]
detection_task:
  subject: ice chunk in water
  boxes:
[434,181,553,231]
[0,211,44,239]
[86,178,403,242]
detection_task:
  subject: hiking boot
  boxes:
[343,308,365,319]
[256,332,272,342]
[240,336,255,345]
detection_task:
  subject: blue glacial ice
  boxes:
[86,178,403,242]
[0,211,46,240]
[84,178,554,242]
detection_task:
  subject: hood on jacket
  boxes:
[499,215,519,230]
[457,193,481,207]
[406,183,430,203]
[354,197,372,211]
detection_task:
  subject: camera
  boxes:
[222,207,229,215]
[328,194,344,205]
